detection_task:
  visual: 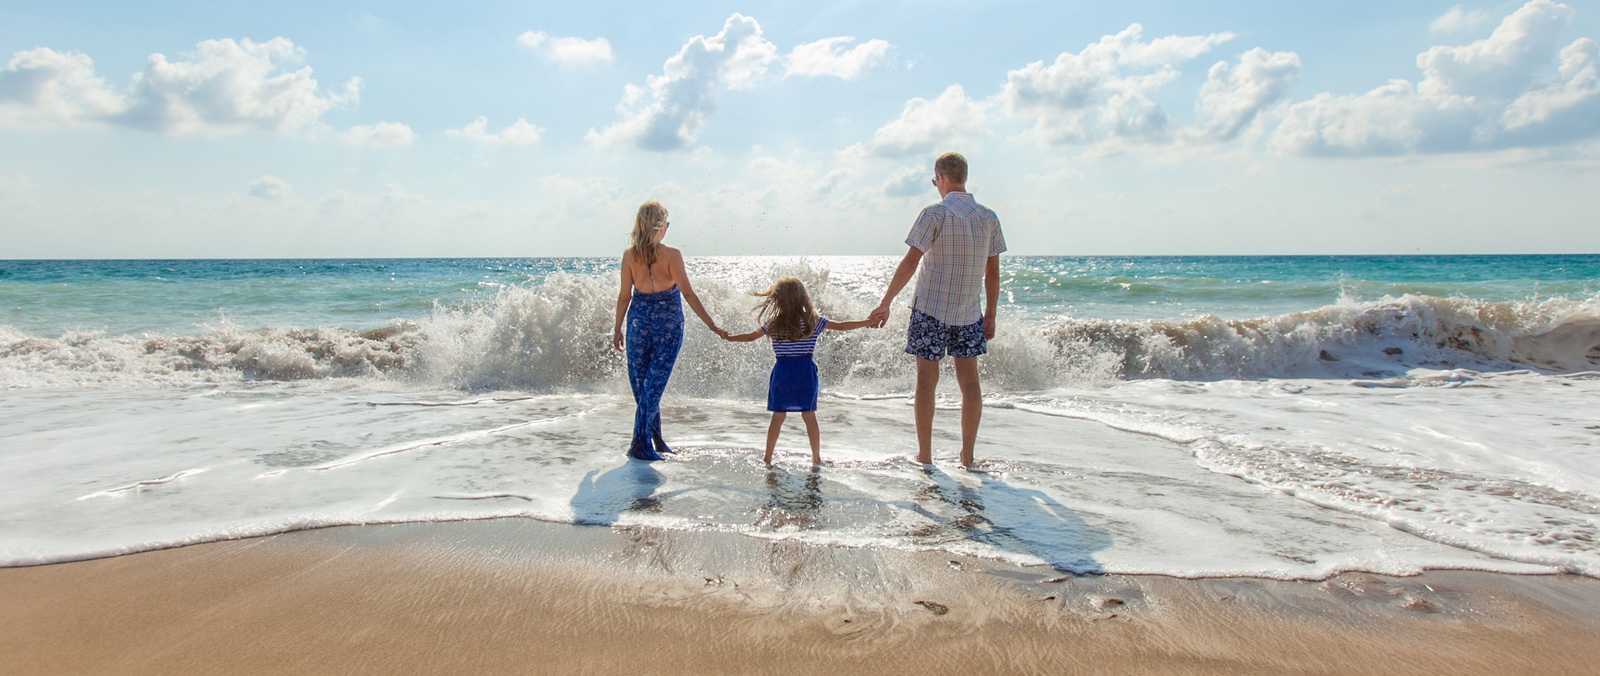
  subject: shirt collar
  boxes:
[943,191,974,202]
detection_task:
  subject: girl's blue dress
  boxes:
[767,317,827,413]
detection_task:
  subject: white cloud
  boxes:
[119,37,359,136]
[381,183,422,209]
[1273,0,1599,155]
[340,121,416,148]
[1501,37,1600,132]
[1000,23,1234,144]
[311,183,424,214]
[742,155,861,200]
[247,175,291,200]
[1432,6,1494,34]
[785,37,891,80]
[587,13,777,151]
[318,189,353,213]
[1193,48,1301,142]
[0,48,125,130]
[869,85,988,157]
[446,116,544,145]
[1022,164,1087,188]
[517,31,613,65]
[535,174,626,220]
[0,37,358,136]
[881,165,929,198]
[1272,81,1456,155]
[1418,1,1573,100]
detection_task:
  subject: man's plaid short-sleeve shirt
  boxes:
[905,191,1006,326]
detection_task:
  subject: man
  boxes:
[868,152,1006,468]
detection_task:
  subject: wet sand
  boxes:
[3,519,1599,676]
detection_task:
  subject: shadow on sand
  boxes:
[908,467,1112,574]
[569,460,677,526]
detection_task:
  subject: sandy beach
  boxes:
[4,519,1598,676]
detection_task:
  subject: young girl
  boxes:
[721,277,872,466]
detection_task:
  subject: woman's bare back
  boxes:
[625,246,678,294]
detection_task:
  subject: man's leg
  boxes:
[953,356,982,468]
[914,357,940,465]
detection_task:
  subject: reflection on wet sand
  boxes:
[753,467,824,531]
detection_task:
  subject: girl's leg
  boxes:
[764,413,785,464]
[800,411,820,465]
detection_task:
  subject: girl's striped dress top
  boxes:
[766,317,829,357]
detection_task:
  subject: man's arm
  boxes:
[983,255,999,340]
[869,246,924,327]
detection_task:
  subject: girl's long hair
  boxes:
[752,277,817,342]
[631,202,667,266]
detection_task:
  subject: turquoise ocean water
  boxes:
[3,255,1598,334]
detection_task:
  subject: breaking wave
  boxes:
[2,271,1597,390]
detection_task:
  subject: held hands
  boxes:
[867,302,891,328]
[712,326,731,340]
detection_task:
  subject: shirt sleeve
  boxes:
[988,215,1008,257]
[905,206,942,252]
[814,317,828,335]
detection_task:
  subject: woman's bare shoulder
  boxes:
[659,245,684,261]
[621,248,636,263]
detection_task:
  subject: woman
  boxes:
[612,201,724,460]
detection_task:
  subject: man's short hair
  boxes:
[934,152,967,184]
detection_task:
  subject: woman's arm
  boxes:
[667,248,725,336]
[613,252,634,351]
[722,328,764,342]
[824,318,874,331]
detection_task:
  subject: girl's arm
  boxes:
[824,318,874,331]
[613,253,634,351]
[722,328,764,342]
[668,248,725,336]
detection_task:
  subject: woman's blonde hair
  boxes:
[752,277,817,342]
[631,201,668,266]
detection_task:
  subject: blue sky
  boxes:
[2,1,1598,257]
